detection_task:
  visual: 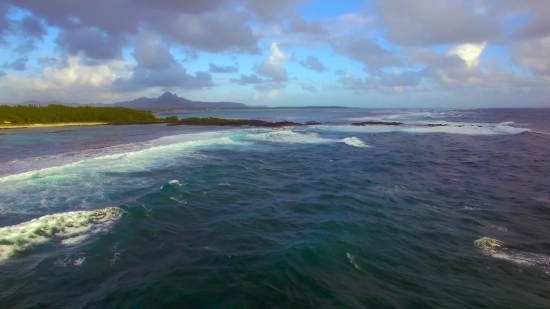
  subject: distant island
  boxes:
[0,92,352,129]
[18,92,248,111]
[13,92,349,111]
[111,92,247,110]
[0,104,467,131]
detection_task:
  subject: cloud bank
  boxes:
[0,0,547,107]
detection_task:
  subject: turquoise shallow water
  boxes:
[0,109,550,308]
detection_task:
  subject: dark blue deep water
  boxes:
[0,109,549,308]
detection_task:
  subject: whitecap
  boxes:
[474,237,550,275]
[485,225,508,233]
[54,252,86,267]
[0,131,249,212]
[346,252,360,270]
[342,137,371,148]
[533,197,550,203]
[0,207,123,262]
[316,121,530,135]
[169,180,182,186]
[245,130,333,144]
[0,131,244,184]
[170,197,187,204]
[345,111,451,124]
[73,257,85,267]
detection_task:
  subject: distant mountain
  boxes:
[16,92,247,109]
[112,92,247,109]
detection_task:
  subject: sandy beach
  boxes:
[0,122,108,129]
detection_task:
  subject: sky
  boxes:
[0,0,549,108]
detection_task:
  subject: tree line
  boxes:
[0,104,158,124]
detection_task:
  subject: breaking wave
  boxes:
[346,111,456,124]
[0,132,249,212]
[317,122,530,135]
[474,237,550,275]
[243,130,333,144]
[0,207,123,262]
[342,137,371,148]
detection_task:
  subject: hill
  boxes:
[112,92,246,109]
[16,92,247,110]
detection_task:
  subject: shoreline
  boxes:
[0,122,109,130]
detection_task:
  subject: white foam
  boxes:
[316,122,530,135]
[485,225,508,233]
[0,131,240,183]
[170,197,187,204]
[346,252,360,269]
[385,112,439,120]
[0,131,250,212]
[491,252,550,270]
[342,137,371,148]
[61,234,90,246]
[54,252,86,267]
[0,207,123,262]
[533,197,550,203]
[474,237,550,275]
[73,257,85,266]
[347,111,454,124]
[168,180,182,186]
[245,130,333,144]
[346,116,385,122]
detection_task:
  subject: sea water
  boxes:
[0,108,549,308]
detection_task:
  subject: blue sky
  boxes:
[0,0,549,107]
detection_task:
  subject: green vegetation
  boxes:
[170,117,300,127]
[164,115,179,122]
[0,104,158,124]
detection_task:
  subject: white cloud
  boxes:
[0,56,137,102]
[447,42,486,67]
[255,42,290,82]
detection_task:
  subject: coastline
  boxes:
[0,122,109,130]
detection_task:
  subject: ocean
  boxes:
[0,108,549,308]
